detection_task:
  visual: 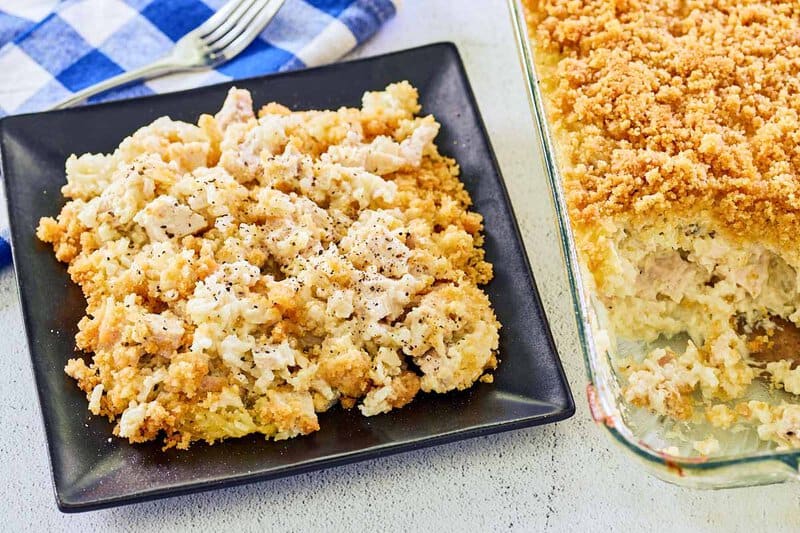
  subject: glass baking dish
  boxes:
[507,0,800,488]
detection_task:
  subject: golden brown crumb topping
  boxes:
[525,0,800,243]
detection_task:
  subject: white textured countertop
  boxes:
[3,1,800,530]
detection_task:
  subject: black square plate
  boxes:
[0,43,573,512]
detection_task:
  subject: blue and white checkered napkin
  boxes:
[0,0,397,267]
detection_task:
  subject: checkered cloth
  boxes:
[0,0,397,115]
[0,0,397,267]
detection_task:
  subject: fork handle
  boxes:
[51,58,190,110]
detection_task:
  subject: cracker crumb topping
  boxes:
[527,0,800,244]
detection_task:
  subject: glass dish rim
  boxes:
[506,0,800,482]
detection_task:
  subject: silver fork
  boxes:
[52,0,286,109]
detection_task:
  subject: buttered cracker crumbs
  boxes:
[38,82,500,449]
[525,0,800,452]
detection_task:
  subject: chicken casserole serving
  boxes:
[38,82,500,449]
